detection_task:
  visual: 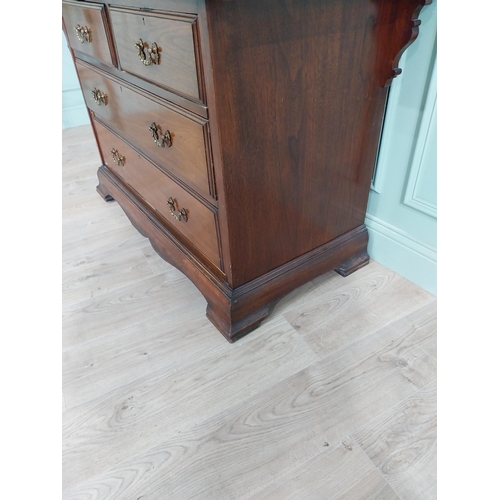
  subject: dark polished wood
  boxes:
[76,60,215,203]
[64,0,431,342]
[97,165,368,342]
[205,0,429,288]
[93,120,221,268]
[334,250,370,277]
[75,50,208,118]
[62,0,116,67]
[109,7,203,102]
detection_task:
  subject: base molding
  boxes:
[365,214,436,295]
[97,166,369,342]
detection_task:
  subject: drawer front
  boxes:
[62,0,114,66]
[76,61,214,202]
[109,7,201,102]
[94,120,221,268]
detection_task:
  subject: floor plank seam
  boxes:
[285,298,436,360]
[62,249,159,308]
[282,300,435,373]
[419,345,437,362]
[62,349,326,491]
[243,438,340,499]
[350,432,405,500]
[62,306,203,355]
[62,342,225,411]
[62,275,204,352]
[348,377,437,500]
[62,316,318,419]
[275,268,377,319]
[349,376,438,440]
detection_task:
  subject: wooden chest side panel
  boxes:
[206,0,426,287]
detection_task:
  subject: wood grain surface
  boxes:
[205,0,430,286]
[76,60,213,202]
[109,7,201,100]
[249,436,400,500]
[92,120,221,267]
[353,380,437,500]
[62,125,437,499]
[62,0,115,66]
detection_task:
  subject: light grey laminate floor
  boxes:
[62,125,437,499]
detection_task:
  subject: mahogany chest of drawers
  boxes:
[63,0,431,342]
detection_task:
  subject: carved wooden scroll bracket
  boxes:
[376,0,433,87]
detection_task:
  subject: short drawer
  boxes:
[93,120,221,268]
[76,61,214,202]
[109,7,202,102]
[62,0,115,67]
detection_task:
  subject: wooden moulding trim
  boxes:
[98,166,369,341]
[78,59,207,124]
[92,116,217,211]
[107,5,197,23]
[98,165,228,285]
[74,53,208,119]
[95,0,202,15]
[386,0,433,87]
[98,164,368,302]
[100,4,118,69]
[195,2,233,285]
[192,18,208,107]
[210,227,369,342]
[232,226,368,299]
[107,6,205,104]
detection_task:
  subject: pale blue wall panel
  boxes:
[366,1,437,295]
[404,92,437,217]
[62,32,89,129]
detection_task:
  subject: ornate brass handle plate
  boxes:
[91,88,107,106]
[149,122,172,148]
[75,25,91,43]
[167,197,188,222]
[135,39,160,66]
[110,148,125,166]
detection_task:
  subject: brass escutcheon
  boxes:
[149,122,172,148]
[135,39,160,66]
[110,148,125,166]
[91,88,107,106]
[167,197,188,222]
[75,25,91,43]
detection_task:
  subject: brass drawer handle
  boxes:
[75,25,92,43]
[149,122,172,148]
[135,39,160,66]
[110,148,125,166]
[167,197,188,222]
[91,88,107,106]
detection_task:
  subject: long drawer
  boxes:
[93,120,221,268]
[62,0,115,67]
[76,60,215,202]
[109,7,202,102]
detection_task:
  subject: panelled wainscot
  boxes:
[62,0,432,342]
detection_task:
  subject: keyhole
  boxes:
[142,18,145,25]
